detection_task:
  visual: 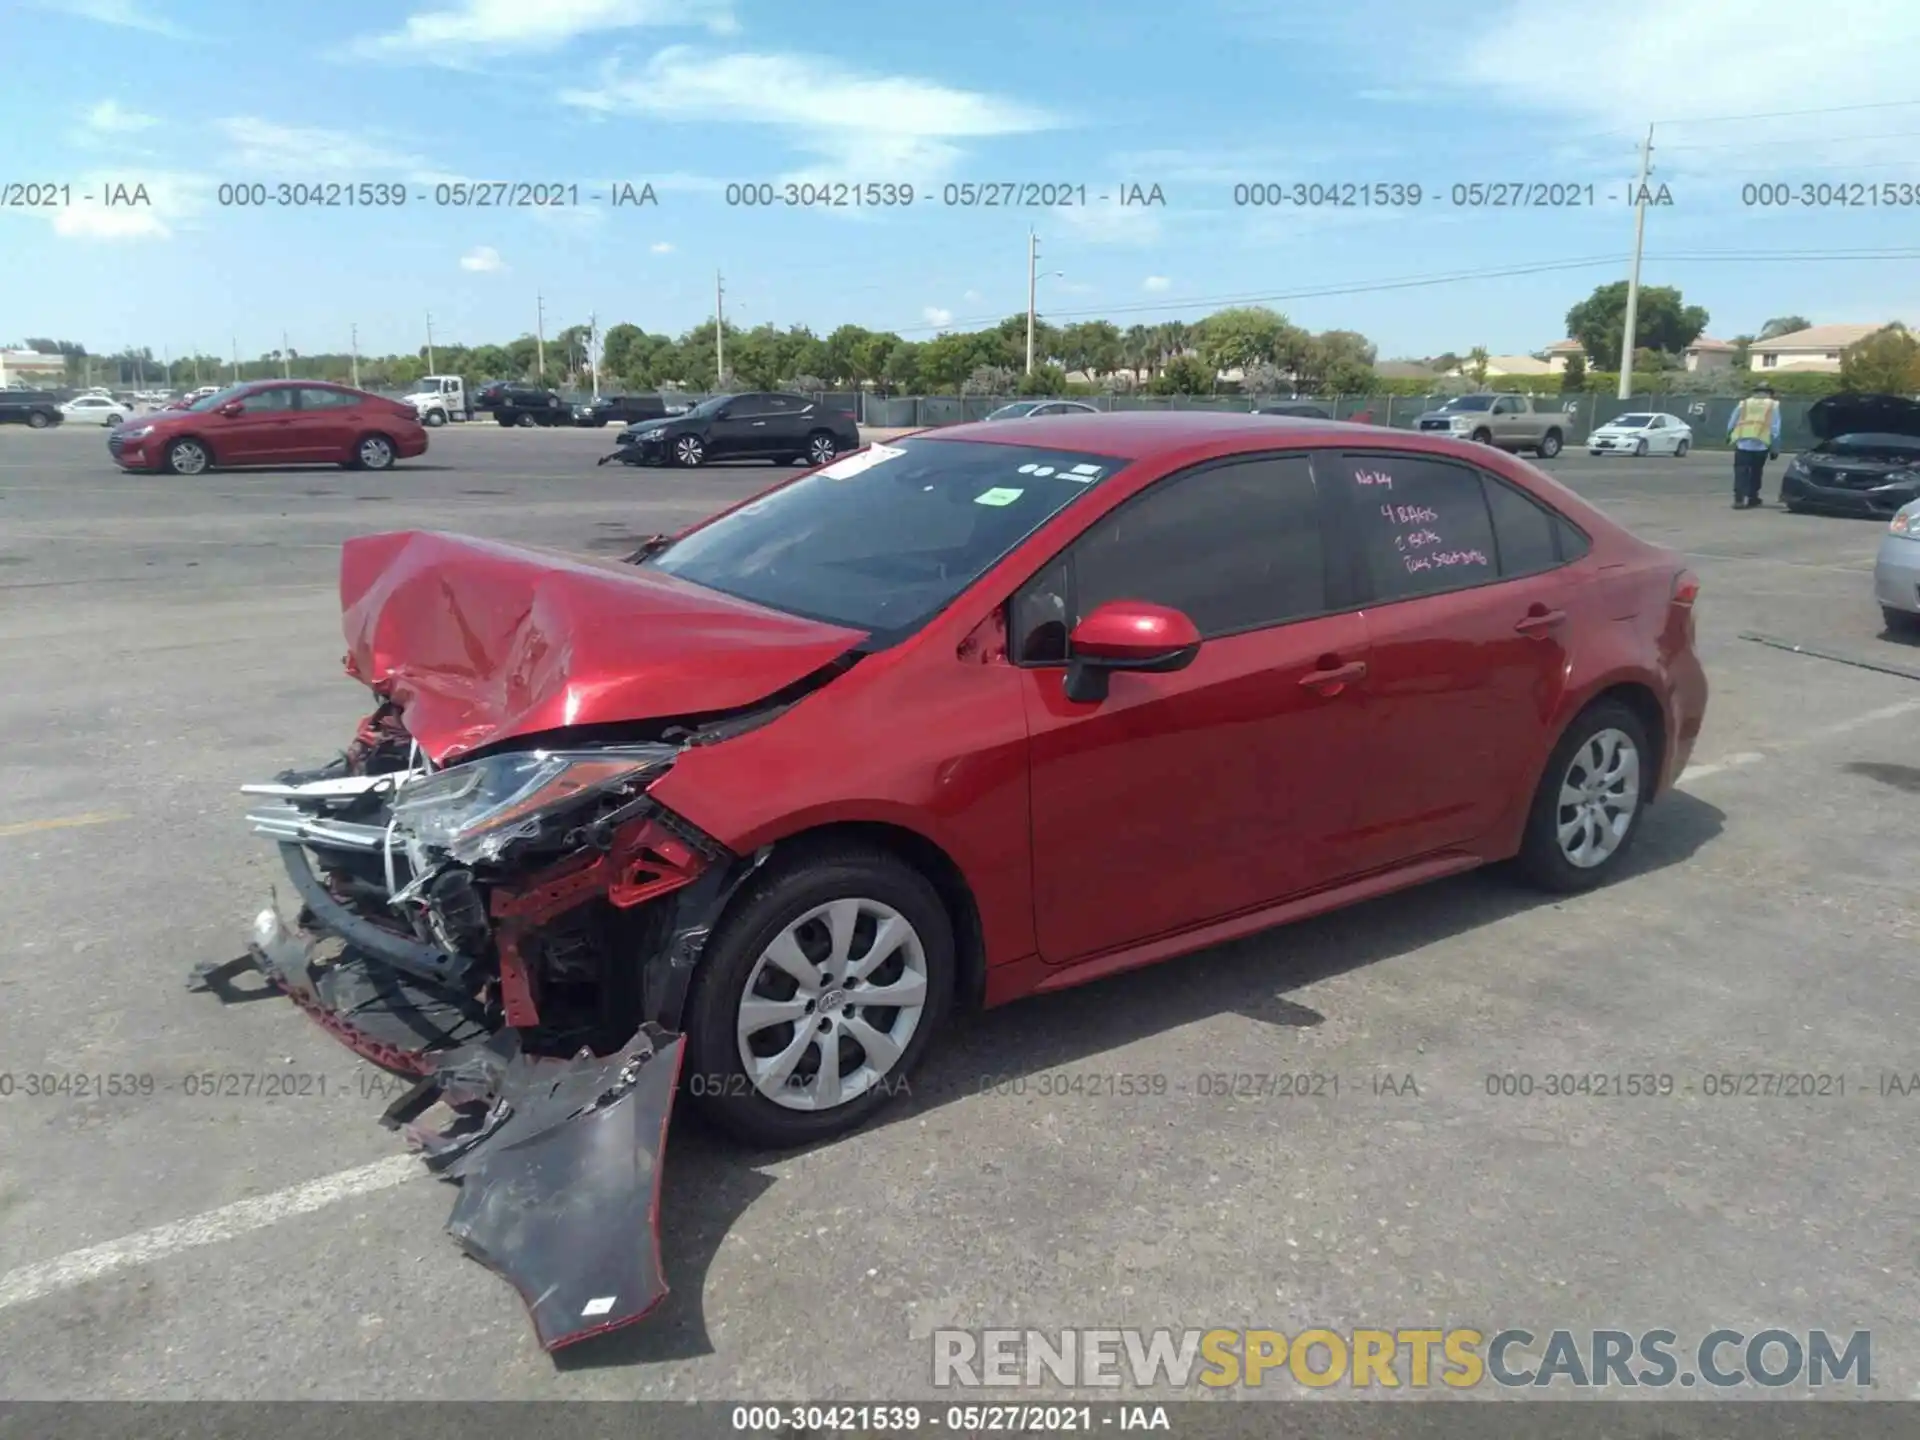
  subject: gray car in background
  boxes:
[983,400,1100,420]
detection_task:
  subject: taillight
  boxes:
[1671,569,1700,607]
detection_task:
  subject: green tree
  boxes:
[504,336,539,378]
[880,340,922,393]
[1465,346,1490,386]
[600,324,644,380]
[1565,281,1709,371]
[1196,306,1290,376]
[1730,334,1754,370]
[1015,362,1068,396]
[1302,329,1376,392]
[1559,352,1587,392]
[1839,324,1920,394]
[1759,315,1811,340]
[1150,353,1213,395]
[825,324,875,387]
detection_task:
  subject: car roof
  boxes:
[925,408,1399,460]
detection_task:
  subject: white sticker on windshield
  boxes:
[974,486,1024,506]
[1069,463,1102,475]
[1016,463,1040,474]
[818,443,905,479]
[1031,466,1056,477]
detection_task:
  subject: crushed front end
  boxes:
[192,699,754,1350]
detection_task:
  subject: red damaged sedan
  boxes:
[109,379,428,474]
[196,412,1706,1349]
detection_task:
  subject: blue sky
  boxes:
[6,0,1920,362]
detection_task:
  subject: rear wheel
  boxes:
[26,411,51,429]
[516,412,536,428]
[683,844,952,1148]
[1513,700,1651,893]
[1884,606,1920,635]
[1537,429,1563,459]
[164,437,210,476]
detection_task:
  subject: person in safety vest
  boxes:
[1727,383,1781,509]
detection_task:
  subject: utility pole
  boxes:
[1618,124,1655,400]
[715,271,726,383]
[231,337,239,383]
[425,312,436,375]
[281,331,291,379]
[350,324,360,389]
[536,293,546,379]
[589,312,600,399]
[1025,230,1039,375]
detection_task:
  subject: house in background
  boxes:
[1375,360,1442,380]
[0,349,66,386]
[1445,354,1554,379]
[1683,337,1737,372]
[1748,324,1885,373]
[1544,339,1587,372]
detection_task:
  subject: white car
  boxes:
[1588,412,1692,457]
[1874,500,1920,633]
[59,394,133,426]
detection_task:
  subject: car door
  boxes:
[705,394,768,458]
[293,385,360,461]
[1013,452,1375,965]
[1328,450,1577,867]
[217,385,302,463]
[1486,395,1521,446]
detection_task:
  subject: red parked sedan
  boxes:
[108,379,428,474]
[202,411,1706,1349]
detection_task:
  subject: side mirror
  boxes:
[1062,601,1201,704]
[218,400,245,417]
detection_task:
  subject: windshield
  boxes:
[1613,414,1653,427]
[986,402,1041,419]
[1439,396,1496,412]
[187,385,249,412]
[646,438,1129,639]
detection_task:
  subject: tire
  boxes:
[672,433,706,467]
[1634,439,1648,456]
[354,433,396,471]
[516,412,536,428]
[26,411,51,430]
[1470,427,1493,445]
[804,429,840,467]
[164,437,210,476]
[1513,700,1652,893]
[683,843,954,1148]
[496,413,515,427]
[106,414,124,427]
[1884,607,1920,635]
[1784,498,1806,514]
[1674,439,1690,457]
[423,409,447,428]
[1536,429,1563,459]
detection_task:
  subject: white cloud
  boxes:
[215,117,434,176]
[351,0,734,62]
[84,100,158,133]
[27,0,185,36]
[650,240,674,254]
[923,306,954,329]
[963,289,982,302]
[460,245,506,272]
[561,48,1058,183]
[1143,275,1171,292]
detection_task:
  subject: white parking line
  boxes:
[0,1155,420,1313]
[1679,697,1920,786]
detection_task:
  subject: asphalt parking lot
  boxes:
[2,420,1918,1402]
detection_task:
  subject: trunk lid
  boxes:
[340,530,869,763]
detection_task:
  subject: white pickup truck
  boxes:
[401,375,473,426]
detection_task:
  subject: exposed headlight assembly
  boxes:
[389,745,676,863]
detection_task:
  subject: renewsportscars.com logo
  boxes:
[931,1327,1872,1391]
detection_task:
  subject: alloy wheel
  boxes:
[808,433,838,465]
[735,897,929,1112]
[675,435,705,466]
[1556,728,1640,868]
[359,435,394,470]
[169,439,209,476]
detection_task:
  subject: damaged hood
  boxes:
[1808,392,1920,443]
[340,530,869,763]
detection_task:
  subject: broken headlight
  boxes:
[389,746,675,864]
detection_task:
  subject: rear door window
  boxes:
[1335,453,1499,601]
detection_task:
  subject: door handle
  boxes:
[1300,659,1367,693]
[1514,608,1567,636]
[752,420,767,426]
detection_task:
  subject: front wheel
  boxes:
[1513,701,1651,893]
[683,845,953,1148]
[1470,427,1493,445]
[1884,606,1920,635]
[164,437,210,476]
[422,409,447,428]
[26,411,51,430]
[672,434,706,467]
[516,412,536,428]
[1674,438,1690,457]
[1634,438,1648,456]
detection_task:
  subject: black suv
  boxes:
[602,392,860,468]
[574,393,669,428]
[478,382,571,427]
[0,389,65,428]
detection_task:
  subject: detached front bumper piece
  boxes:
[388,1023,685,1349]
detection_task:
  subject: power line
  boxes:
[1653,99,1920,128]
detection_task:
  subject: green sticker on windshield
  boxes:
[974,486,1024,507]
